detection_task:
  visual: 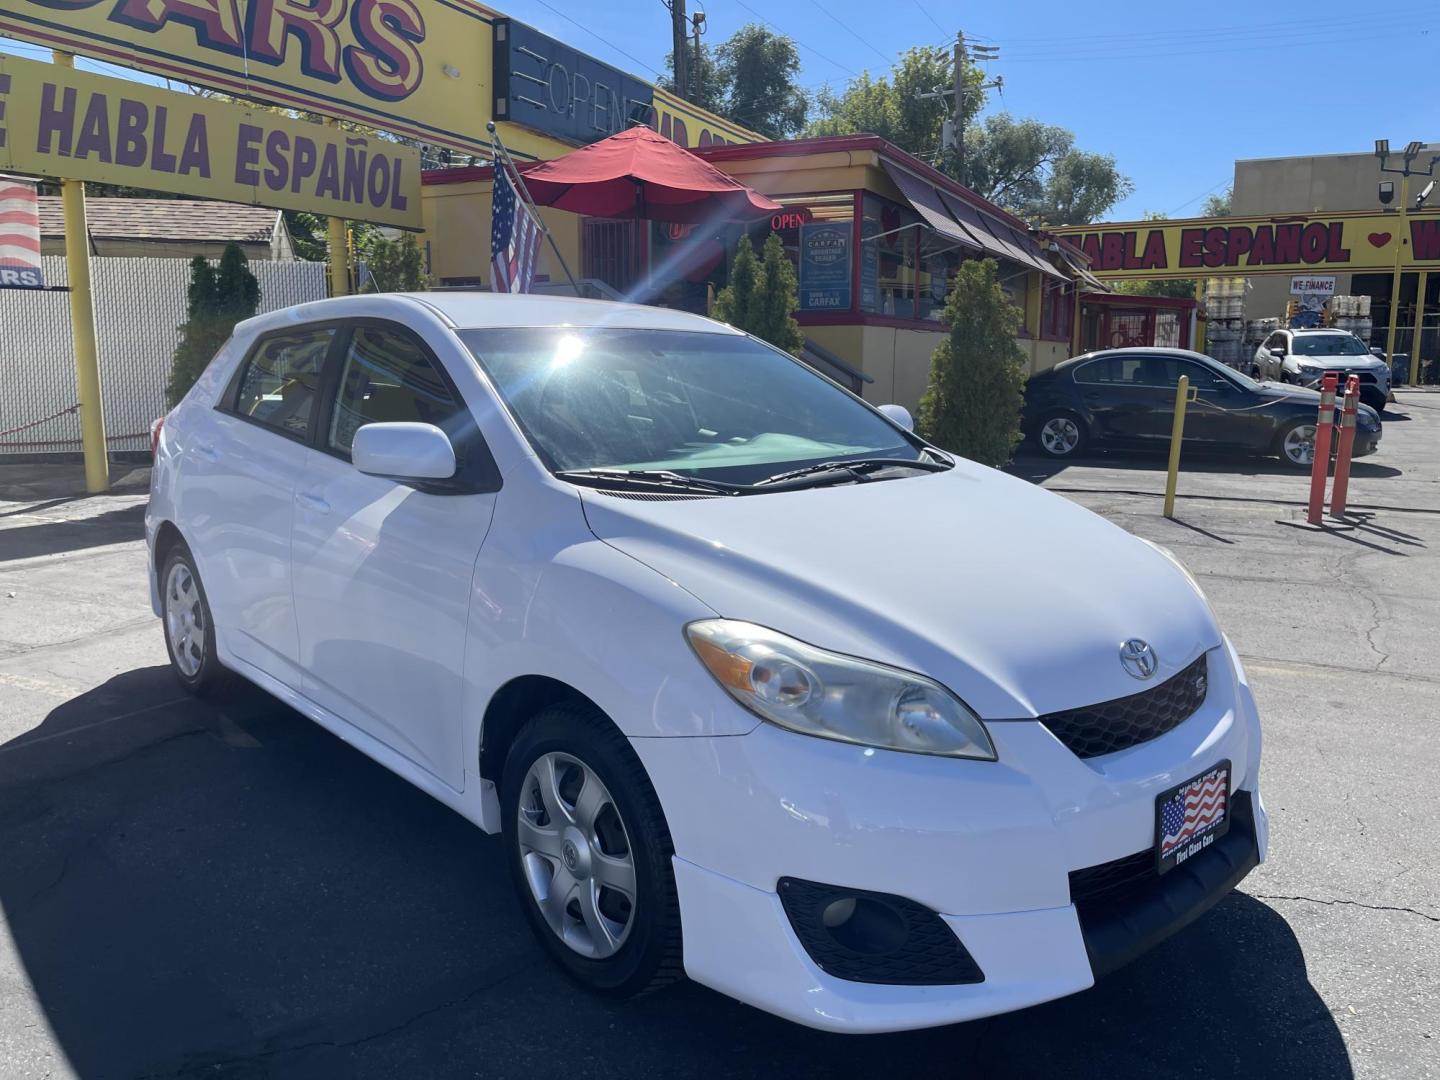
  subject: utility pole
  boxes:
[952,33,965,177]
[918,33,998,176]
[668,0,689,103]
[691,10,706,103]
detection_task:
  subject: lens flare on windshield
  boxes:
[551,334,585,369]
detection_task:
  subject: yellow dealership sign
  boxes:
[0,53,421,227]
[1055,211,1440,280]
[0,0,496,155]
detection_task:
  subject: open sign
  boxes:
[770,208,813,231]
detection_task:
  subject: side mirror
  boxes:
[352,422,456,481]
[1370,347,1386,358]
[877,403,914,431]
[1269,346,1287,357]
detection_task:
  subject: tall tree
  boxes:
[1201,188,1233,217]
[711,233,803,354]
[362,233,428,292]
[808,53,1131,225]
[662,24,808,139]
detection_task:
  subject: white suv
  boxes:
[1252,328,1391,411]
[147,292,1266,1033]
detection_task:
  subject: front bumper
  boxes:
[633,639,1268,1033]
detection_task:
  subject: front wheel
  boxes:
[1276,420,1319,470]
[1036,412,1087,459]
[501,703,683,997]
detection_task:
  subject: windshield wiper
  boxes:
[753,455,950,489]
[554,468,746,495]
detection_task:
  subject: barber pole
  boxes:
[1306,373,1339,526]
[1329,375,1361,518]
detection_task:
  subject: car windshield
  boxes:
[459,327,920,484]
[1292,334,1370,357]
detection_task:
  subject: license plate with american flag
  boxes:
[1154,761,1230,875]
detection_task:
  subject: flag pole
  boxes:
[487,122,581,296]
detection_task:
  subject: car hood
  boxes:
[579,463,1221,719]
[1255,381,1381,427]
[1287,353,1387,371]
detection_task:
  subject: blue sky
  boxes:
[5,0,1436,221]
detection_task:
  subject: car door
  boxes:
[186,322,338,685]
[1258,332,1288,380]
[1172,358,1262,446]
[1073,354,1171,442]
[289,319,500,791]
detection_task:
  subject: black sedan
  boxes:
[1022,348,1381,469]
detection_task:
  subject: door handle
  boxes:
[296,491,331,514]
[193,443,219,461]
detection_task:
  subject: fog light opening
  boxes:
[822,895,908,955]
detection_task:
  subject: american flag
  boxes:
[490,164,542,294]
[0,176,45,290]
[1160,766,1228,858]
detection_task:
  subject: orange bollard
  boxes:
[1330,375,1360,518]
[1307,373,1339,525]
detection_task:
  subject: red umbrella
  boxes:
[519,126,781,224]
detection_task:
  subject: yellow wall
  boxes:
[422,178,580,288]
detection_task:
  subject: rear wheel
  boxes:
[1276,420,1318,470]
[159,545,233,696]
[501,702,683,996]
[1036,412,1087,459]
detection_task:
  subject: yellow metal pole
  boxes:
[1384,174,1410,367]
[1411,269,1428,386]
[324,119,349,296]
[1163,374,1190,519]
[53,51,109,493]
[327,214,349,296]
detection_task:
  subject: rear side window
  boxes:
[234,327,336,439]
[1074,356,1150,384]
[328,325,462,454]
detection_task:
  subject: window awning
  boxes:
[882,164,984,253]
[932,189,1065,280]
[1056,243,1107,291]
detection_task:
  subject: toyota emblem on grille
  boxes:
[1120,639,1158,680]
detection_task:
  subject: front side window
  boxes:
[460,327,918,483]
[328,325,461,454]
[234,326,335,439]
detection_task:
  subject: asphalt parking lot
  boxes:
[1,396,1437,1080]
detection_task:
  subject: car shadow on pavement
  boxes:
[0,668,1353,1080]
[1009,447,1403,486]
[0,502,146,563]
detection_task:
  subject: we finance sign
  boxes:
[0,0,495,155]
[0,53,420,227]
[1055,211,1440,280]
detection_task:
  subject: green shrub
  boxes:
[167,243,260,405]
[712,232,804,355]
[916,258,1028,466]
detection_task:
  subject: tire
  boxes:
[1275,419,1319,470]
[501,702,683,997]
[159,544,234,696]
[1360,388,1387,415]
[1035,411,1088,459]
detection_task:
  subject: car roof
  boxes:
[235,291,743,338]
[1052,347,1220,370]
[1287,328,1352,336]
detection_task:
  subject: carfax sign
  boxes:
[0,54,421,228]
[799,222,852,311]
[1055,212,1440,280]
[0,0,496,155]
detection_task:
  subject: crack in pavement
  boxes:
[1252,892,1440,923]
[131,963,531,1079]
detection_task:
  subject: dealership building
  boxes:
[1232,145,1439,361]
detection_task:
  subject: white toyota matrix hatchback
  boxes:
[148,293,1267,1033]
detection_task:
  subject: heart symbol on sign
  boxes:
[1368,232,1392,248]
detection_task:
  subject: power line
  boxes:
[803,0,891,65]
[729,0,862,79]
[909,0,947,36]
[1168,178,1232,216]
[970,6,1429,47]
[996,23,1436,64]
[524,0,664,79]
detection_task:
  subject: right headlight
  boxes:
[685,619,996,760]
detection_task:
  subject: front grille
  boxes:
[1318,369,1377,384]
[777,877,984,985]
[1039,652,1209,759]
